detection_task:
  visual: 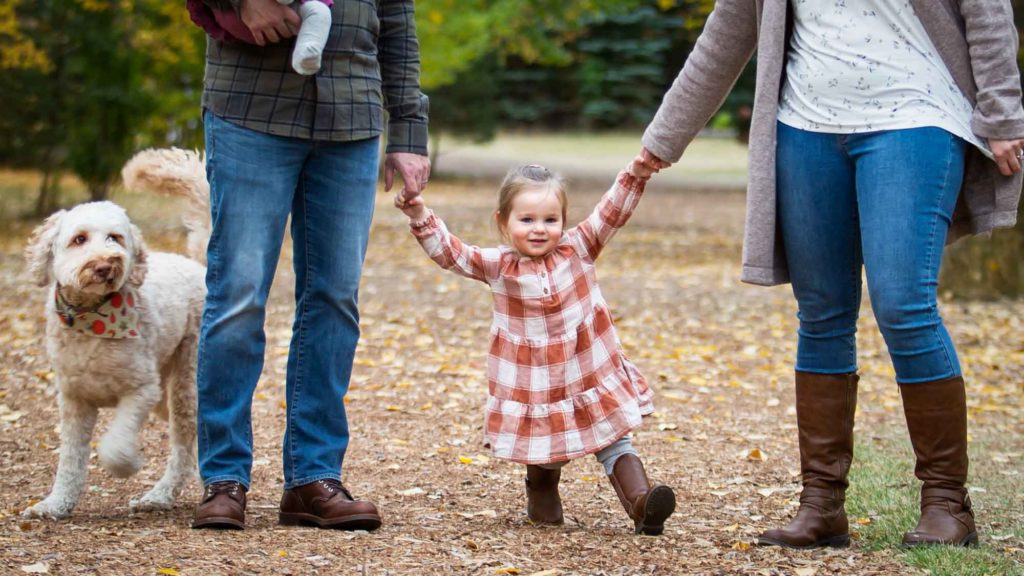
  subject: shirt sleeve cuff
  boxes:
[387,120,429,155]
[616,170,647,194]
[409,211,437,234]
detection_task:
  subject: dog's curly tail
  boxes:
[122,148,211,265]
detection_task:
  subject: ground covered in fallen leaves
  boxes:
[0,180,1021,575]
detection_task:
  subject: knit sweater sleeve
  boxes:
[959,0,1024,139]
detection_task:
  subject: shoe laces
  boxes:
[205,481,242,500]
[317,479,354,500]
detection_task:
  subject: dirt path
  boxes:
[0,181,1020,575]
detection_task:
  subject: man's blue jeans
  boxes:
[776,122,966,384]
[198,111,379,489]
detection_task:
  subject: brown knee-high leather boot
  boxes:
[900,375,977,546]
[525,465,564,525]
[607,454,676,535]
[758,372,858,549]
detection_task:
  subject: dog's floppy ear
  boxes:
[127,223,149,286]
[25,210,66,287]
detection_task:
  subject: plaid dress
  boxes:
[411,171,654,464]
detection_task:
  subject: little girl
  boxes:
[186,0,332,75]
[394,163,676,535]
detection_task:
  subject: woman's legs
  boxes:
[760,123,861,548]
[850,127,975,546]
[766,123,974,547]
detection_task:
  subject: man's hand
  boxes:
[989,138,1024,176]
[393,189,429,222]
[384,152,431,201]
[240,0,300,46]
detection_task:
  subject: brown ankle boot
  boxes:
[525,465,563,525]
[758,372,858,549]
[900,375,978,547]
[608,454,675,535]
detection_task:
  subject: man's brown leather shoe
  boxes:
[279,479,382,530]
[192,481,246,530]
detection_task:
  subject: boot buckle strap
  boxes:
[920,487,970,509]
[800,485,842,501]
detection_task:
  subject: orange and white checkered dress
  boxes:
[410,171,654,464]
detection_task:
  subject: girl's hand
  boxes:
[629,155,654,180]
[394,189,429,221]
[631,147,671,179]
[989,138,1024,176]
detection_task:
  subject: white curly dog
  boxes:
[23,149,211,519]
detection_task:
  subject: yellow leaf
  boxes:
[157,570,180,576]
[495,568,520,575]
[458,455,474,465]
[386,405,402,412]
[278,400,287,409]
[855,517,872,525]
[255,393,268,401]
[276,551,288,557]
[746,448,763,461]
[731,541,751,551]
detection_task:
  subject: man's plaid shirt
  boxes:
[202,0,428,154]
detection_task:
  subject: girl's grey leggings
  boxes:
[535,436,636,475]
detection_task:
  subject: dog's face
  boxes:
[26,201,148,295]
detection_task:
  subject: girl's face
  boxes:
[499,185,565,258]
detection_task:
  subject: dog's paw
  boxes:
[22,498,73,520]
[98,443,144,478]
[129,490,175,513]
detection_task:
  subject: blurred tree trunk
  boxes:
[35,166,62,216]
[940,200,1024,299]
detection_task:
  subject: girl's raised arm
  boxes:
[410,212,499,283]
[569,170,647,261]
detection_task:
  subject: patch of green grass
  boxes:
[848,436,1023,576]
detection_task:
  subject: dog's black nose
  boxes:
[93,263,112,279]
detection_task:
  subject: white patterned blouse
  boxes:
[777,0,990,157]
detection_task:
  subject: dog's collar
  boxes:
[53,285,141,339]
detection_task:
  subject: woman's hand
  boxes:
[988,138,1024,176]
[394,189,429,222]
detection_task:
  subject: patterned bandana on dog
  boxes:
[53,286,141,339]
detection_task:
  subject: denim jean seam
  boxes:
[286,175,314,484]
[847,140,861,373]
[927,136,957,378]
[197,116,217,483]
[285,472,341,491]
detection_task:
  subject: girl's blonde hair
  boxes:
[495,164,568,235]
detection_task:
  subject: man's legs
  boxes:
[274,136,382,530]
[282,136,379,487]
[196,112,308,490]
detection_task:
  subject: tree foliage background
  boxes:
[0,0,724,210]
